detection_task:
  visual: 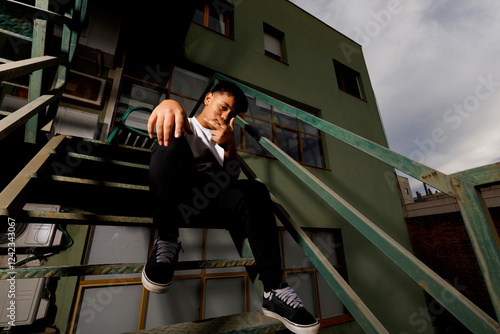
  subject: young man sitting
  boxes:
[142,80,320,334]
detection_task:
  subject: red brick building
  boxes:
[400,178,500,333]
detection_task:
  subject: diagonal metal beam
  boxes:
[0,56,62,82]
[236,117,500,334]
[0,135,66,209]
[0,92,62,141]
[239,159,388,334]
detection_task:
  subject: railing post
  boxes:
[24,0,48,143]
[454,182,500,320]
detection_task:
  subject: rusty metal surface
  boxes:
[125,310,285,334]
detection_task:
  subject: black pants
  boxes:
[148,137,283,291]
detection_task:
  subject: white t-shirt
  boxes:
[184,117,225,173]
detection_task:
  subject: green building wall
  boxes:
[183,1,433,333]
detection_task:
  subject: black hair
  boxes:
[211,80,248,115]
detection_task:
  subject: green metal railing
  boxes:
[192,73,500,333]
[1,59,498,331]
[0,0,87,142]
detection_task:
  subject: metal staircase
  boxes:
[0,1,499,332]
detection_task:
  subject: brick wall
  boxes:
[405,207,500,333]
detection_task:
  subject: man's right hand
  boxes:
[147,99,193,146]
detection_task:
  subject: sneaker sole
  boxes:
[262,308,320,334]
[141,269,172,294]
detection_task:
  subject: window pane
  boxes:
[247,96,272,121]
[208,5,225,34]
[245,117,272,156]
[273,108,297,129]
[170,67,209,99]
[193,5,205,26]
[276,127,300,162]
[302,134,324,168]
[286,271,318,318]
[312,231,339,266]
[283,230,312,269]
[264,32,281,57]
[145,278,201,328]
[299,119,319,136]
[178,228,204,275]
[84,226,151,280]
[317,274,346,318]
[170,95,204,117]
[204,277,245,319]
[205,229,244,273]
[75,284,143,334]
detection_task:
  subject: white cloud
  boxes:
[291,0,500,193]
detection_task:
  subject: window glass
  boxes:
[302,134,324,168]
[75,284,143,334]
[208,2,226,34]
[247,95,272,121]
[178,228,204,275]
[192,1,234,38]
[276,127,300,162]
[193,5,205,26]
[312,231,339,266]
[171,67,209,99]
[274,108,297,129]
[283,230,312,269]
[145,279,201,328]
[317,274,346,318]
[205,229,245,273]
[263,23,285,61]
[299,119,319,136]
[264,32,281,58]
[84,226,151,280]
[204,277,245,319]
[334,60,364,99]
[245,117,272,156]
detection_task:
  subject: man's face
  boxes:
[204,92,236,125]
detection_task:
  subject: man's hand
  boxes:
[204,113,236,151]
[147,99,193,146]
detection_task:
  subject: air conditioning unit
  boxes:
[0,278,49,327]
[0,203,63,250]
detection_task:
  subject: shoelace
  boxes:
[274,286,304,309]
[155,239,181,263]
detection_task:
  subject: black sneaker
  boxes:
[141,238,181,294]
[262,282,320,334]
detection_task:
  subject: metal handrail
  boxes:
[197,73,500,333]
[0,0,87,143]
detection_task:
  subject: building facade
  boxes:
[1,1,433,333]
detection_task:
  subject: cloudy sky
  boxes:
[289,0,500,194]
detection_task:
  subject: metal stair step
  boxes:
[125,310,285,334]
[0,259,256,279]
